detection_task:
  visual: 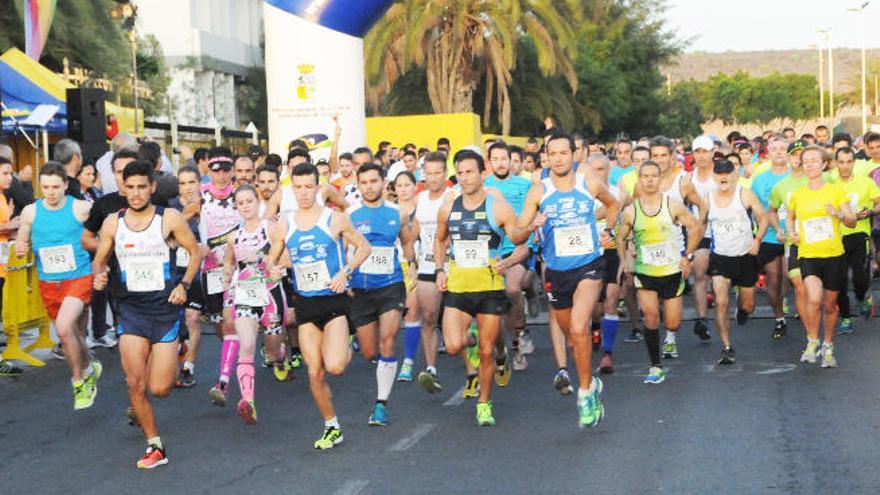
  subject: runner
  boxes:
[636,136,705,357]
[264,150,348,218]
[348,164,416,425]
[699,159,768,364]
[484,142,534,371]
[266,162,371,449]
[391,171,422,382]
[786,145,856,367]
[197,147,241,406]
[512,132,618,427]
[233,155,256,186]
[412,153,455,394]
[255,164,280,219]
[749,136,792,339]
[434,149,522,426]
[828,147,880,332]
[617,160,703,384]
[222,184,288,424]
[0,157,22,376]
[16,162,100,408]
[609,139,634,186]
[688,136,717,341]
[91,159,200,469]
[171,165,204,387]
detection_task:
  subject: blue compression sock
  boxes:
[601,314,619,353]
[404,321,421,361]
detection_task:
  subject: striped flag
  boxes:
[23,0,57,61]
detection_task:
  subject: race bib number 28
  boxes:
[554,225,594,257]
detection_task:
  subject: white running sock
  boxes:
[325,416,340,429]
[665,331,677,344]
[376,357,398,401]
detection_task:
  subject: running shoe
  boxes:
[644,366,666,384]
[437,331,447,354]
[237,399,258,425]
[591,326,601,351]
[623,329,643,343]
[782,299,790,316]
[598,352,614,374]
[494,350,511,387]
[73,379,95,410]
[693,319,711,341]
[136,444,169,470]
[860,296,874,319]
[465,324,480,369]
[662,342,679,359]
[96,333,118,348]
[261,346,271,368]
[209,381,228,406]
[85,336,99,349]
[290,352,303,369]
[800,340,819,364]
[820,343,837,368]
[51,343,64,360]
[577,387,604,429]
[526,291,540,319]
[512,349,528,371]
[273,360,293,381]
[176,368,196,388]
[517,329,535,355]
[772,320,787,340]
[397,362,414,382]
[126,406,139,427]
[756,273,766,292]
[839,318,853,335]
[476,401,496,426]
[314,427,343,450]
[0,359,23,377]
[554,368,573,395]
[735,308,750,326]
[368,402,388,426]
[350,336,360,353]
[462,374,479,399]
[417,370,442,394]
[706,292,715,308]
[716,347,736,365]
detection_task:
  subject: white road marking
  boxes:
[389,423,437,452]
[333,479,370,495]
[443,385,467,406]
[756,364,797,375]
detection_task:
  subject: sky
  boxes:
[664,0,880,52]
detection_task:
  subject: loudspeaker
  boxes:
[66,88,106,143]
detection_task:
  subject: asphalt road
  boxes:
[2,291,880,494]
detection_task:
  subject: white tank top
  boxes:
[415,188,449,274]
[661,171,685,252]
[690,170,716,237]
[279,186,325,217]
[707,186,754,257]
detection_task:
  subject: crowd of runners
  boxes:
[1,122,879,470]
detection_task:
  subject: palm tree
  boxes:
[364,0,582,135]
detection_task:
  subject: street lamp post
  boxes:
[812,43,825,119]
[129,29,139,135]
[817,29,834,119]
[847,2,871,135]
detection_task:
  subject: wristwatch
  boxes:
[343,266,353,279]
[434,267,445,275]
[179,280,192,290]
[686,253,695,262]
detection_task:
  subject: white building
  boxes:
[137,0,263,128]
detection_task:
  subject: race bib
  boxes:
[361,246,395,275]
[176,248,190,268]
[294,260,331,292]
[453,239,489,268]
[849,193,860,214]
[0,242,9,263]
[126,261,165,292]
[420,226,437,263]
[777,204,788,224]
[641,242,677,267]
[205,268,225,295]
[38,244,76,274]
[234,278,270,307]
[802,216,834,244]
[713,219,747,244]
[554,225,594,257]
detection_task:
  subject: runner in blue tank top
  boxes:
[348,163,417,427]
[484,142,535,372]
[267,162,371,450]
[512,131,620,429]
[16,162,99,411]
[92,160,201,470]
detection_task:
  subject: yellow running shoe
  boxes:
[462,374,479,399]
[494,349,511,387]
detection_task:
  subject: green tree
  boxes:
[657,80,703,138]
[697,71,818,125]
[364,0,582,135]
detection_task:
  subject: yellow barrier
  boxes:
[2,242,52,367]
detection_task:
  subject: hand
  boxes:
[494,258,510,275]
[530,213,547,232]
[14,240,29,258]
[748,238,760,256]
[824,204,838,217]
[435,271,447,292]
[332,115,341,135]
[616,263,625,285]
[406,263,417,292]
[857,208,870,220]
[328,271,348,294]
[268,264,286,281]
[775,229,786,243]
[680,257,692,278]
[788,231,799,246]
[599,229,614,249]
[223,267,234,287]
[93,267,109,290]
[168,284,187,305]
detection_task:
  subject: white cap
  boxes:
[692,135,714,151]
